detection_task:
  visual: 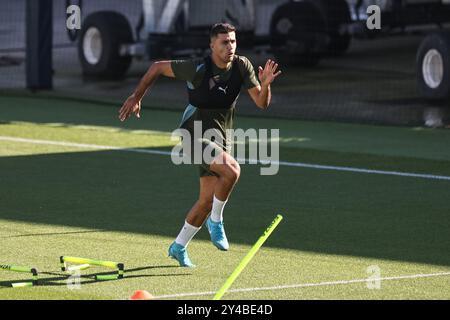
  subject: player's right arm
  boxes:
[119,61,175,122]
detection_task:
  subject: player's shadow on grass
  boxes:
[0,265,191,288]
[0,148,449,267]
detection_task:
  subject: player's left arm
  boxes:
[248,59,281,109]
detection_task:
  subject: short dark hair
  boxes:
[210,23,236,39]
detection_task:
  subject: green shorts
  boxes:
[181,136,227,178]
[179,105,234,177]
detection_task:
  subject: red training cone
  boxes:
[130,290,154,300]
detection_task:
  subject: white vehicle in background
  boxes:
[74,0,450,100]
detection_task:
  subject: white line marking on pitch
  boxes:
[1,136,450,181]
[153,272,450,299]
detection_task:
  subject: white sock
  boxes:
[210,195,228,223]
[175,221,201,247]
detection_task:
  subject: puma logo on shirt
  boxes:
[218,86,228,94]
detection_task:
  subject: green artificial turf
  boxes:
[0,96,449,299]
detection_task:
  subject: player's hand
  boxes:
[258,59,282,87]
[119,95,141,122]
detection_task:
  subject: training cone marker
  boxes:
[130,290,154,300]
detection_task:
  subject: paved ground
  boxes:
[1,0,449,126]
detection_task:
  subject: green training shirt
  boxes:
[170,55,260,176]
[171,55,260,90]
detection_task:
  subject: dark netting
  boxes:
[0,0,26,89]
[1,0,449,126]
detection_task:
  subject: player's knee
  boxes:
[224,163,240,183]
[231,162,240,181]
[234,162,241,178]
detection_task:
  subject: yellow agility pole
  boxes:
[60,256,119,269]
[0,264,39,287]
[213,214,283,300]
